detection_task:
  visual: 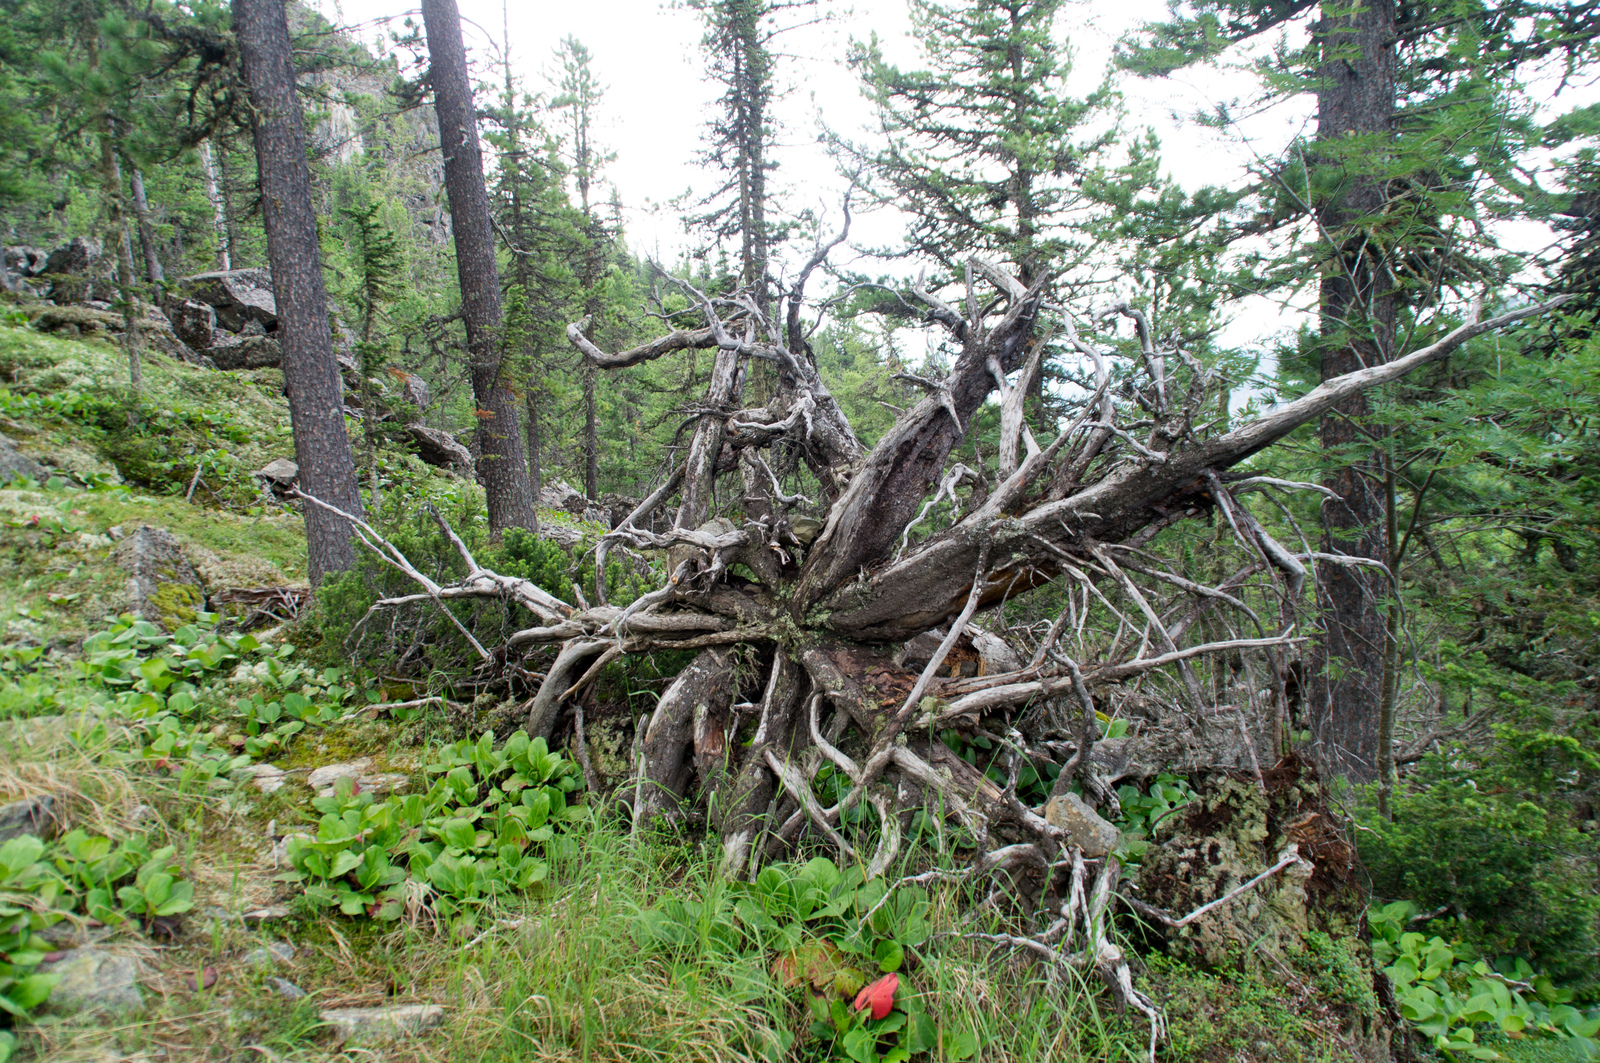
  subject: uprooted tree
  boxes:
[306,240,1565,1038]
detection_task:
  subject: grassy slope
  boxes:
[0,324,1379,1063]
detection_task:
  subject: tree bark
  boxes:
[234,0,365,586]
[1308,0,1398,784]
[421,0,537,533]
[126,163,165,285]
[199,139,231,271]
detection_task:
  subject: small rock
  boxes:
[1044,792,1121,857]
[0,793,60,843]
[38,947,147,1014]
[306,759,409,798]
[243,905,292,923]
[320,1003,445,1043]
[241,942,295,968]
[252,458,298,493]
[240,764,287,794]
[270,977,306,1000]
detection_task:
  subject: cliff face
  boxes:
[288,3,451,245]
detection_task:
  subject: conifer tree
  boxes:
[421,0,538,533]
[849,0,1118,288]
[1120,0,1600,783]
[234,0,365,585]
[689,0,797,317]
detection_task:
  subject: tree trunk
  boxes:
[584,365,599,502]
[234,0,365,586]
[421,0,537,534]
[1309,0,1398,784]
[199,139,231,271]
[126,163,165,285]
[98,129,141,399]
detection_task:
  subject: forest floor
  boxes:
[0,320,1395,1062]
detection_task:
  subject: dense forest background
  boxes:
[0,1,1598,1061]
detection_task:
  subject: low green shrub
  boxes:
[279,730,583,926]
[1370,901,1600,1062]
[1359,727,1600,996]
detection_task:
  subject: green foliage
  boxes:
[1358,729,1600,995]
[636,855,980,1062]
[280,731,583,926]
[1113,773,1195,863]
[1371,902,1600,1062]
[0,837,62,1027]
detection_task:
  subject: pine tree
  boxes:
[688,0,800,317]
[1120,0,1600,783]
[234,0,366,585]
[849,0,1118,288]
[421,0,538,533]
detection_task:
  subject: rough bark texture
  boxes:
[1310,0,1398,784]
[421,0,537,533]
[127,165,164,285]
[235,0,365,586]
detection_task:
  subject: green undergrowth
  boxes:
[0,316,459,511]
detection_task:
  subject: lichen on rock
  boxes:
[113,524,208,630]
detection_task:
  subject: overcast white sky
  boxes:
[313,0,1589,354]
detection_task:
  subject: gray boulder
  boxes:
[0,433,49,484]
[41,237,103,278]
[178,268,277,331]
[406,423,471,474]
[0,794,59,843]
[38,948,146,1015]
[164,299,219,351]
[207,335,282,371]
[113,525,206,631]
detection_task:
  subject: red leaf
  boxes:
[853,972,898,1020]
[196,965,217,990]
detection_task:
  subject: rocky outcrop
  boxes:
[176,268,277,332]
[113,525,207,630]
[41,237,103,279]
[406,423,471,474]
[22,302,203,365]
[0,433,49,484]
